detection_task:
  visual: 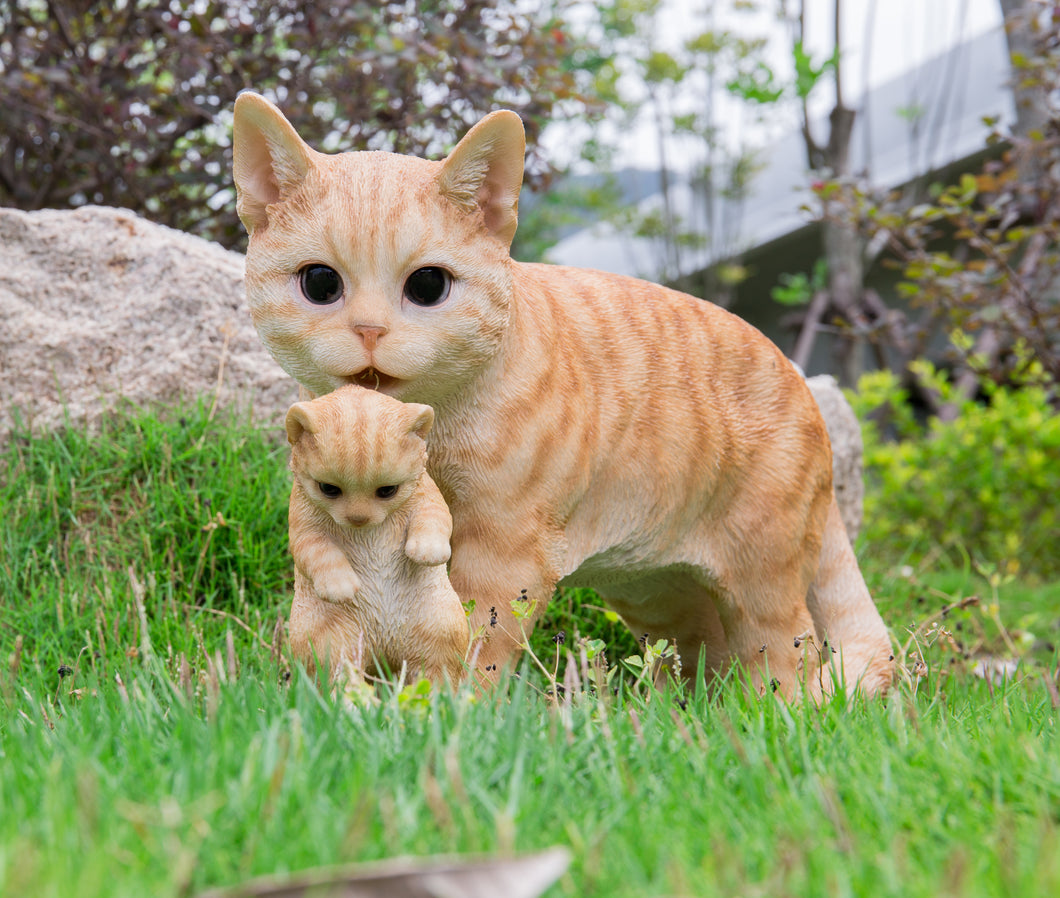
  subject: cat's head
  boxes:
[233,91,525,407]
[286,385,434,530]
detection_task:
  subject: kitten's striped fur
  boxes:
[285,385,467,684]
[235,93,894,698]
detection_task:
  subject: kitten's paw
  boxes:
[310,570,362,604]
[404,535,451,566]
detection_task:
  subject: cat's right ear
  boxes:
[233,92,315,233]
[405,403,435,440]
[285,402,317,445]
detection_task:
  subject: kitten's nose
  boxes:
[353,325,388,352]
[345,515,371,528]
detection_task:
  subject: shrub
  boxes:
[848,362,1060,579]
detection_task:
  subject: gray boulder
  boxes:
[807,374,864,542]
[0,205,294,444]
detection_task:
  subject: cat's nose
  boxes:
[353,325,388,352]
[345,514,371,528]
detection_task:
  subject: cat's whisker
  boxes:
[346,368,399,393]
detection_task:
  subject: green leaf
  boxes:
[726,62,783,105]
[643,50,685,84]
[793,40,838,99]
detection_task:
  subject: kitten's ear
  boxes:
[285,402,317,445]
[437,111,526,247]
[404,404,435,440]
[233,91,315,233]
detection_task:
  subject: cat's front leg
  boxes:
[403,474,453,566]
[289,492,362,603]
[298,552,362,605]
[446,525,560,685]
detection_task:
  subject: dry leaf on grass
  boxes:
[195,847,571,898]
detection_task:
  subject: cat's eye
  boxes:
[375,485,399,499]
[403,267,451,307]
[317,482,342,498]
[299,265,344,305]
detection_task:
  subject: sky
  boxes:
[549,0,1006,171]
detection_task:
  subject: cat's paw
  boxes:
[404,534,451,566]
[309,569,362,604]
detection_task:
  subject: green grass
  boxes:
[1,399,292,682]
[2,400,1060,897]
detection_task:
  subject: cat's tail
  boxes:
[806,496,895,696]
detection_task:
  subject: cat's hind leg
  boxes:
[709,573,825,701]
[806,497,895,696]
[602,567,823,700]
[288,571,368,682]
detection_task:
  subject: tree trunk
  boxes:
[998,0,1050,142]
[795,0,867,385]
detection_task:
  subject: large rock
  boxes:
[0,206,294,444]
[0,206,864,540]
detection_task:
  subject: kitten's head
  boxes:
[233,91,526,407]
[286,386,434,530]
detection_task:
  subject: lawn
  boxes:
[2,400,1058,897]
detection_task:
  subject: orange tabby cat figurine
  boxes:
[286,385,468,684]
[233,91,894,699]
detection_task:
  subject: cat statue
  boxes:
[233,91,894,699]
[285,384,468,684]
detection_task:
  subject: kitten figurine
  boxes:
[285,384,468,684]
[234,92,894,699]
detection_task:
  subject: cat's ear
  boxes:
[285,402,317,445]
[233,91,315,233]
[404,403,435,440]
[437,111,526,247]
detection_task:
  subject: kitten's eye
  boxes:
[317,482,342,498]
[403,267,451,307]
[299,265,344,305]
[375,485,399,499]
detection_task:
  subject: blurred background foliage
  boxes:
[0,0,597,248]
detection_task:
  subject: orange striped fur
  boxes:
[285,385,468,684]
[234,92,894,699]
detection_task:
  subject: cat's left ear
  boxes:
[404,404,435,440]
[438,111,526,247]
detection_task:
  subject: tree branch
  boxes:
[792,289,831,371]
